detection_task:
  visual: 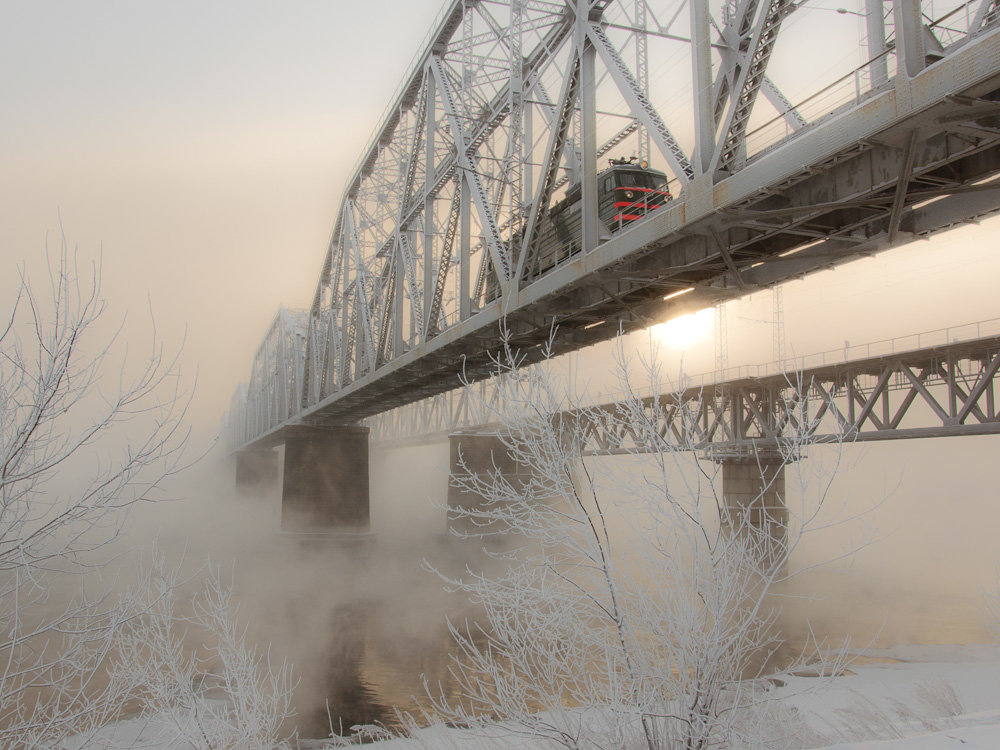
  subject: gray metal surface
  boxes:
[228,0,1000,451]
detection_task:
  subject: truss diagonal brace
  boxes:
[375,252,396,365]
[587,23,694,184]
[957,350,1000,422]
[714,0,792,173]
[430,55,512,299]
[344,203,378,375]
[710,228,746,288]
[888,130,919,243]
[426,185,462,335]
[761,75,806,130]
[515,54,582,287]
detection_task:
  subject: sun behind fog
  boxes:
[650,308,714,349]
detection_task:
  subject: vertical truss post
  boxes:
[462,0,474,89]
[459,175,472,320]
[392,237,404,356]
[634,0,650,163]
[772,285,785,363]
[429,56,510,300]
[523,87,534,204]
[865,0,889,88]
[324,310,336,396]
[278,325,289,421]
[715,302,729,381]
[579,1,600,254]
[352,305,363,379]
[572,92,583,186]
[329,238,346,390]
[340,286,352,386]
[894,0,926,79]
[345,202,376,376]
[691,0,715,175]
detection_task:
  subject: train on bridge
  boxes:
[490,157,673,298]
[229,0,1000,454]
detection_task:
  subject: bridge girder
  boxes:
[365,326,1000,454]
[231,0,1000,452]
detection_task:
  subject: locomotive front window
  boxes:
[618,171,658,189]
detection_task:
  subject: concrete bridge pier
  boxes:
[718,449,789,569]
[235,448,279,496]
[280,425,370,533]
[447,432,531,535]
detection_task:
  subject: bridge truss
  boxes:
[231,0,1000,450]
[580,330,1000,455]
[364,320,1000,454]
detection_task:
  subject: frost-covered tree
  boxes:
[88,558,298,750]
[0,237,299,748]
[0,239,193,745]
[422,331,857,750]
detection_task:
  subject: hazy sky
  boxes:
[3,0,1000,440]
[3,1,998,681]
[1,0,442,436]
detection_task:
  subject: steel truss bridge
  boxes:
[361,319,1000,454]
[229,0,1000,451]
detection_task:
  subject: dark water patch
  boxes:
[286,534,489,741]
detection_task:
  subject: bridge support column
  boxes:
[448,433,529,535]
[235,448,279,496]
[281,426,370,532]
[719,450,789,570]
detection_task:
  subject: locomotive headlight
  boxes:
[624,190,635,200]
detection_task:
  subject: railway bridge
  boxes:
[226,0,1000,532]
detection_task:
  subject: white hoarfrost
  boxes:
[0,243,296,748]
[406,331,872,749]
[336,646,1000,749]
[61,559,297,750]
[0,240,190,745]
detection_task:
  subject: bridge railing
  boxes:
[589,316,1000,407]
[745,0,997,167]
[745,49,897,161]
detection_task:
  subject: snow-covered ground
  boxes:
[775,644,1000,749]
[350,644,1000,750]
[64,643,1000,748]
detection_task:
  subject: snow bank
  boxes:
[363,644,1000,750]
[64,643,1000,748]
